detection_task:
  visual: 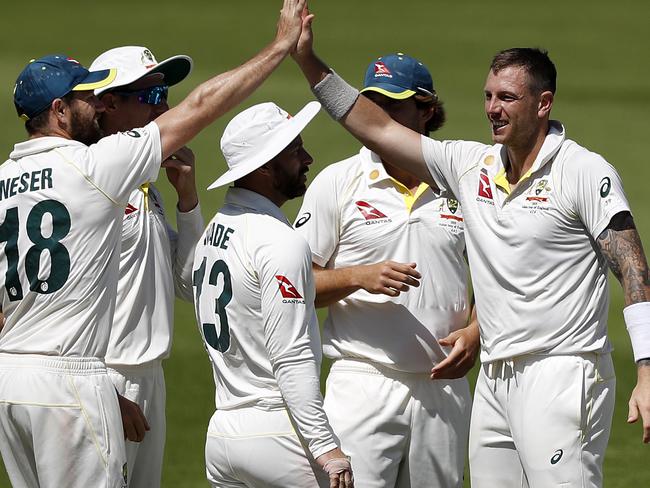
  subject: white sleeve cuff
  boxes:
[624,302,650,362]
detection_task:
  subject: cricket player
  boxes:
[0,1,314,485]
[89,46,205,487]
[294,53,478,487]
[291,12,650,488]
[193,101,353,488]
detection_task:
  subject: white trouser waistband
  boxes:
[331,358,432,380]
[106,359,163,375]
[483,352,609,380]
[0,352,107,375]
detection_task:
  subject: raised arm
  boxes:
[155,0,306,160]
[597,211,650,443]
[291,10,433,185]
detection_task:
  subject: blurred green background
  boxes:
[1,0,649,486]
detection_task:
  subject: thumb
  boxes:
[438,333,457,347]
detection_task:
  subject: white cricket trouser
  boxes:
[205,405,328,488]
[108,360,166,488]
[0,353,127,488]
[324,359,471,488]
[469,353,615,488]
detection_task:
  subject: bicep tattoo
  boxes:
[597,212,650,305]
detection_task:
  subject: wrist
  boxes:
[624,302,650,362]
[177,194,199,213]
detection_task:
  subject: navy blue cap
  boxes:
[361,53,435,100]
[13,54,116,120]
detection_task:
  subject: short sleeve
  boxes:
[294,166,340,267]
[421,136,487,197]
[86,122,162,203]
[565,153,631,238]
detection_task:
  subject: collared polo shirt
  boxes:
[295,147,470,373]
[0,123,161,357]
[422,121,630,362]
[192,187,336,459]
[107,183,204,366]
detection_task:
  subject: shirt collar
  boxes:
[9,136,85,160]
[224,187,290,225]
[494,120,565,172]
[486,120,566,194]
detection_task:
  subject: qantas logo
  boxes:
[373,62,393,78]
[477,169,493,199]
[356,201,387,219]
[125,204,138,215]
[275,275,305,303]
[355,201,391,225]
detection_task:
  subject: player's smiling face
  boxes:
[484,66,545,149]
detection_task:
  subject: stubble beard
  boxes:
[69,107,104,145]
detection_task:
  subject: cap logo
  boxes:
[141,49,155,66]
[373,62,393,79]
[66,57,80,64]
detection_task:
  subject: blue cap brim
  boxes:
[72,68,117,91]
[360,84,416,100]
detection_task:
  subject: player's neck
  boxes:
[29,127,72,141]
[505,124,548,185]
[381,161,422,193]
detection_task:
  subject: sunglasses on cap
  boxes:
[112,85,168,105]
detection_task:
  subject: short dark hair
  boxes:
[25,92,75,135]
[490,48,557,94]
[414,94,446,135]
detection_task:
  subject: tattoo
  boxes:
[637,359,650,368]
[597,212,650,305]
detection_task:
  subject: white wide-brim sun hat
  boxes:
[208,101,321,190]
[90,46,192,95]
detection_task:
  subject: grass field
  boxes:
[1,0,650,486]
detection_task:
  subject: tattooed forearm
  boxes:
[597,212,650,305]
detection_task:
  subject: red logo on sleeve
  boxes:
[125,204,138,215]
[275,275,303,299]
[355,201,387,220]
[477,169,493,199]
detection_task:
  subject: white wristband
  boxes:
[623,302,650,362]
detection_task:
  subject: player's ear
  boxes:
[99,93,119,112]
[538,91,553,118]
[258,163,273,176]
[51,98,66,119]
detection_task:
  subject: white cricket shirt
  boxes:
[295,147,470,373]
[422,121,630,362]
[107,183,204,366]
[192,187,336,459]
[0,123,161,357]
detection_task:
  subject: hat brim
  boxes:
[360,84,416,100]
[207,101,321,190]
[147,55,193,87]
[95,55,193,95]
[72,68,118,91]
